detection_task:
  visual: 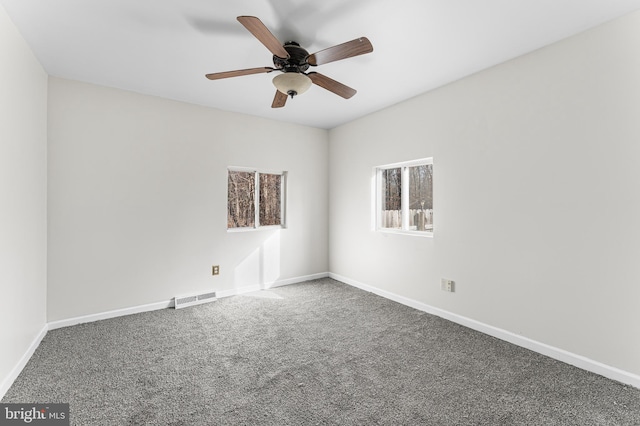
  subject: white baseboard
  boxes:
[48,272,330,329]
[216,272,329,298]
[47,300,173,330]
[18,270,625,402]
[330,273,640,390]
[0,324,48,400]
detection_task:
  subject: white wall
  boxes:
[47,77,329,321]
[0,5,48,394]
[329,11,640,377]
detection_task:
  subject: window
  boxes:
[227,168,287,230]
[376,158,433,235]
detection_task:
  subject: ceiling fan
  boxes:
[205,16,373,108]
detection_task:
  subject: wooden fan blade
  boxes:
[237,16,289,59]
[308,72,357,99]
[272,90,288,108]
[205,67,275,80]
[307,37,373,66]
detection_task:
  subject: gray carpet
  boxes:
[3,278,640,425]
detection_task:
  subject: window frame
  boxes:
[227,167,288,232]
[374,157,433,237]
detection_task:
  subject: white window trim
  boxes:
[227,167,288,232]
[374,157,433,238]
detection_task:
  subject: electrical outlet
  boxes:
[441,278,455,292]
[212,265,220,276]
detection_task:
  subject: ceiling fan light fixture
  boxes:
[273,72,312,98]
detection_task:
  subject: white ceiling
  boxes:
[3,0,640,129]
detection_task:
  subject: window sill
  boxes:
[376,228,433,238]
[227,225,286,233]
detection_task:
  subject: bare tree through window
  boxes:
[408,164,433,231]
[259,173,282,226]
[381,168,402,228]
[227,171,255,228]
[227,169,286,229]
[378,159,433,233]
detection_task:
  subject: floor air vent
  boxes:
[174,291,217,309]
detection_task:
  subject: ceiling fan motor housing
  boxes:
[273,41,310,73]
